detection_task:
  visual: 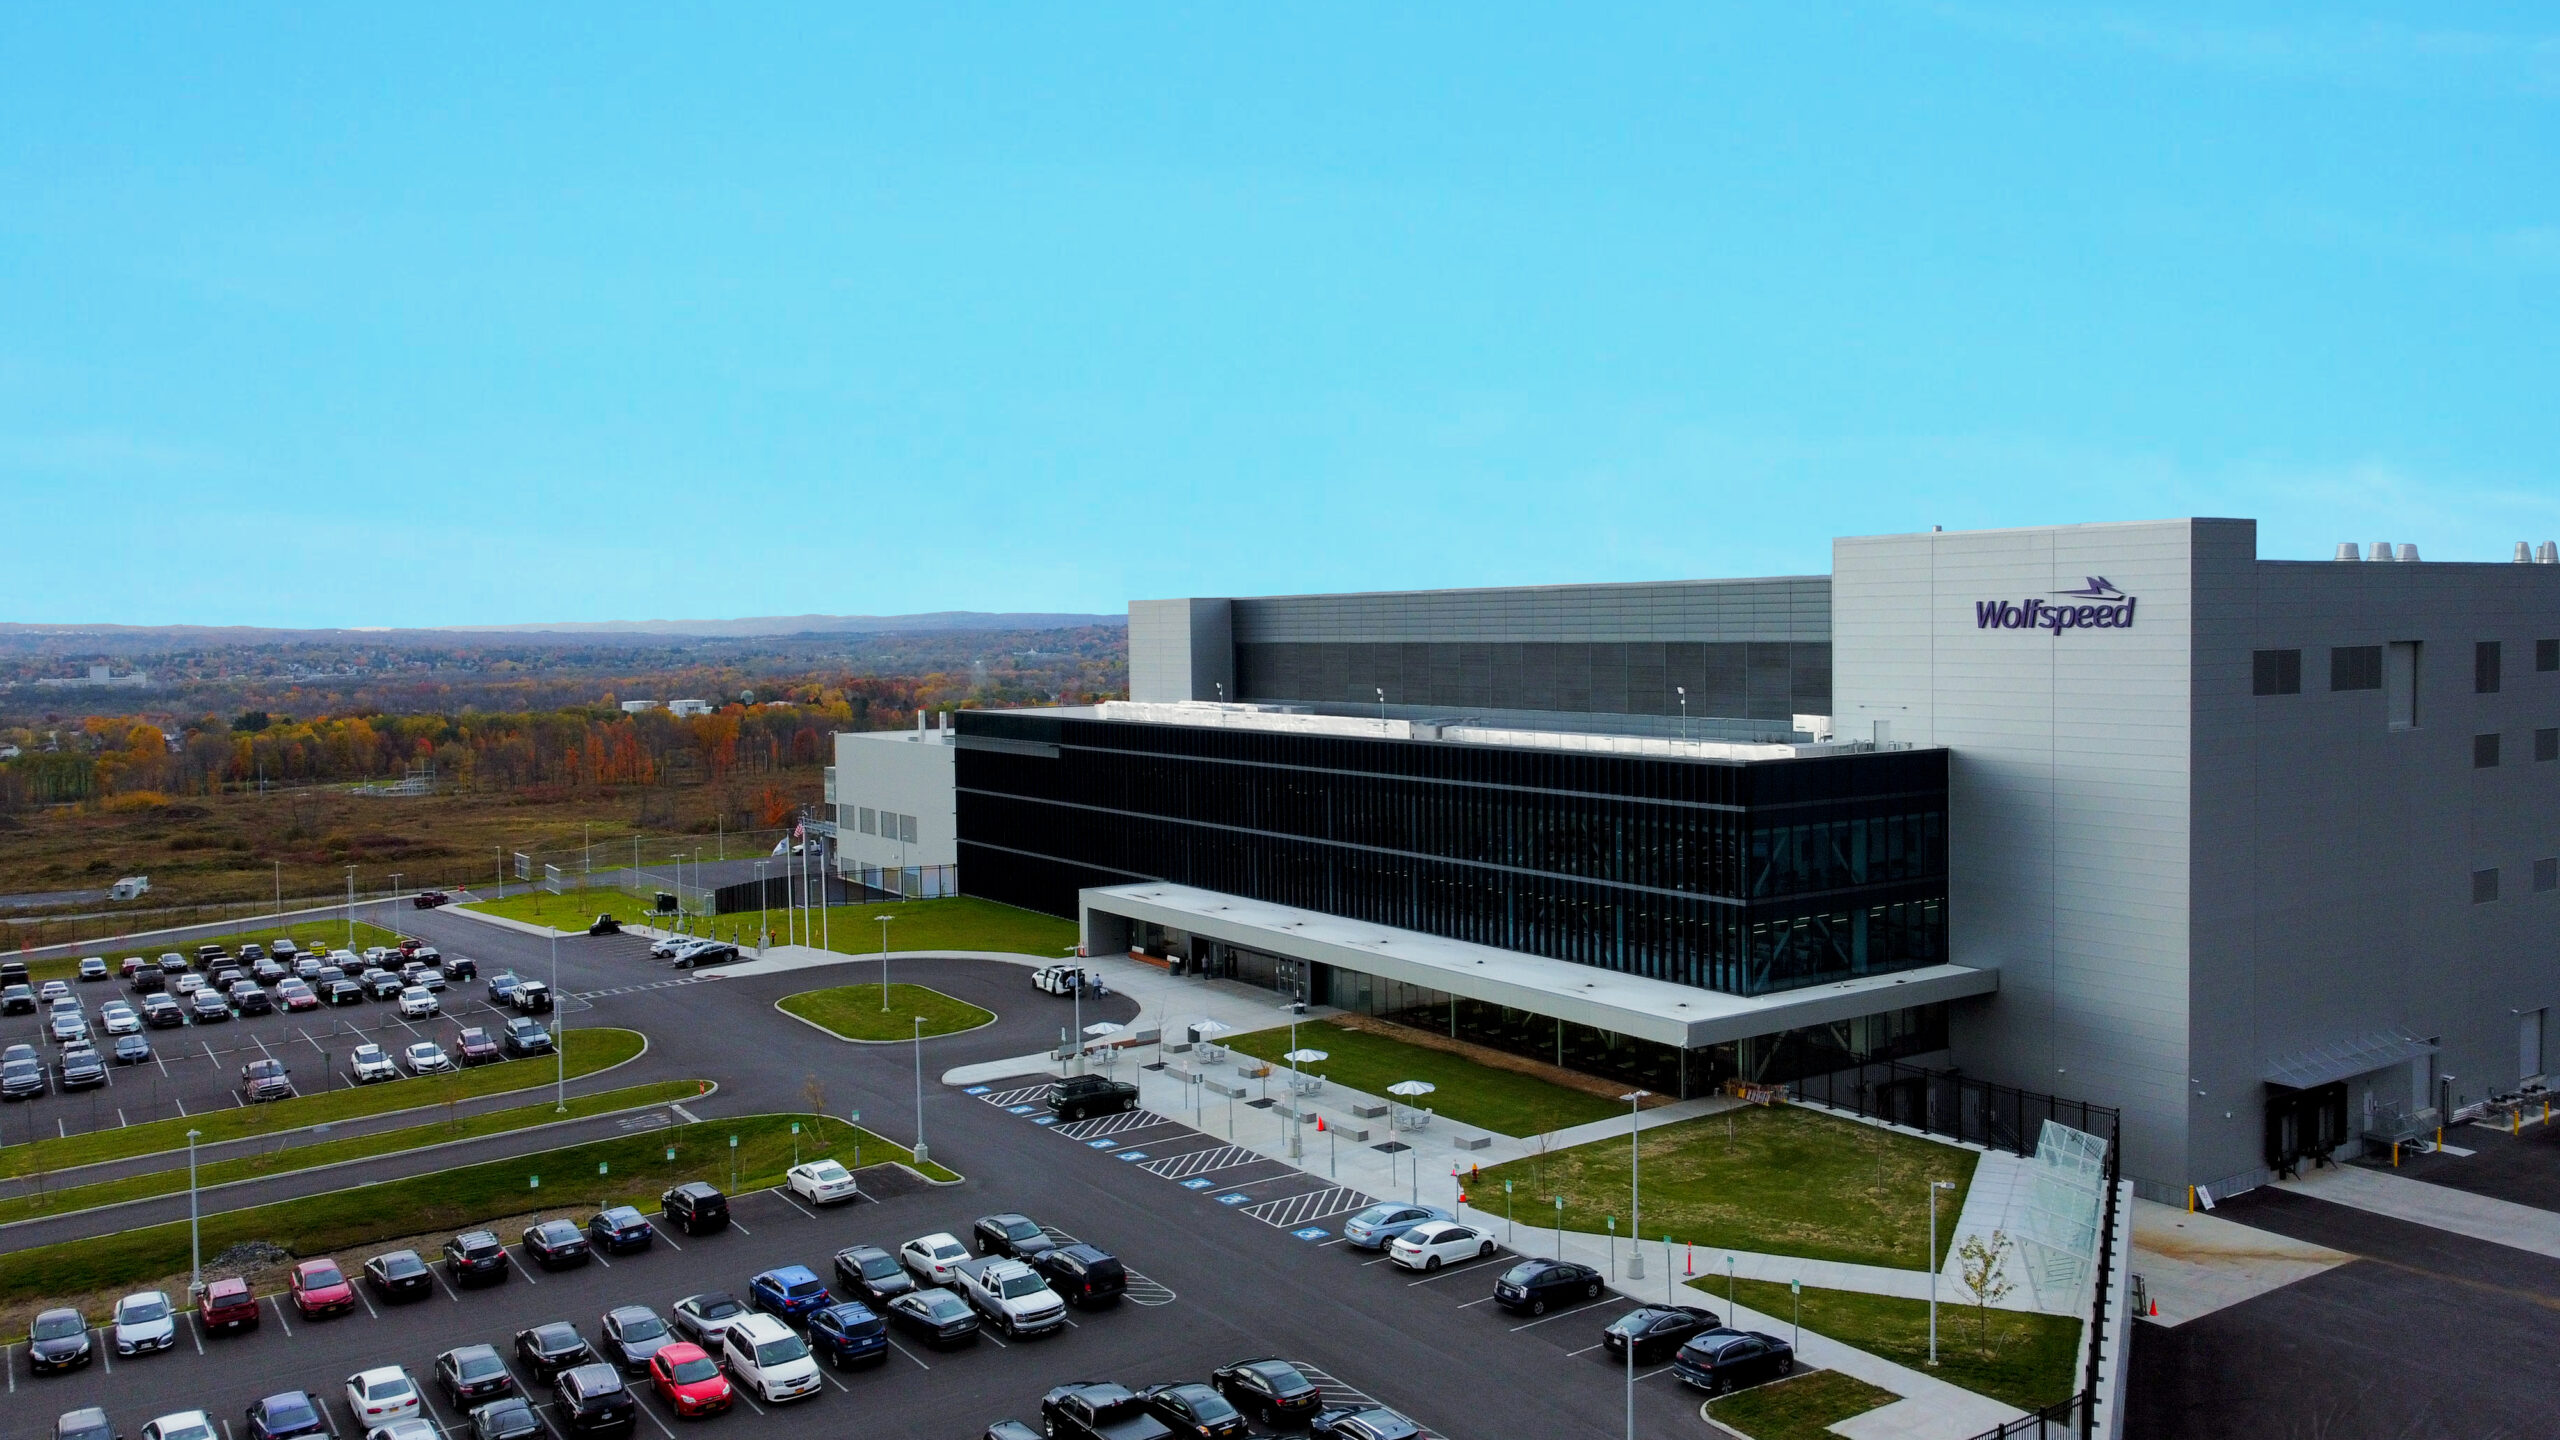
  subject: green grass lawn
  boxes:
[462,891,1078,957]
[0,1112,955,1311]
[778,983,994,1041]
[1226,1018,1624,1137]
[1714,1277,2082,1412]
[1705,1370,1902,1440]
[0,1027,648,1179]
[1,1080,702,1223]
[1475,1103,1976,1269]
[22,919,409,984]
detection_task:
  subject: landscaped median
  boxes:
[0,1079,706,1224]
[0,1027,647,1180]
[0,1113,958,1319]
[1708,1276,2081,1413]
[1227,1017,1625,1137]
[1475,1103,1977,1270]
[778,982,993,1042]
[1704,1369,1901,1440]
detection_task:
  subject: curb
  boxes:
[0,1079,719,1234]
[770,988,1000,1047]
[0,1028,655,1186]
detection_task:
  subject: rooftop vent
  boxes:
[2336,542,2361,561]
[2398,543,2420,562]
[2541,542,2558,564]
[2371,541,2394,561]
[2519,542,2535,563]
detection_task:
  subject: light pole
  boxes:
[1928,1179,1957,1366]
[876,915,895,1010]
[754,862,769,951]
[390,872,402,917]
[551,925,566,1112]
[1676,686,1687,742]
[273,860,281,917]
[912,1016,930,1165]
[344,865,356,948]
[187,1128,203,1296]
[1623,1090,1650,1280]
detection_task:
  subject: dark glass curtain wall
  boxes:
[956,711,1947,998]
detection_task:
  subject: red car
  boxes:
[289,1258,356,1318]
[647,1342,733,1417]
[454,1027,501,1065]
[276,980,321,1012]
[199,1276,260,1333]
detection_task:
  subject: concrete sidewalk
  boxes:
[2279,1160,2560,1260]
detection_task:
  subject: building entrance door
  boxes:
[2264,1082,2348,1178]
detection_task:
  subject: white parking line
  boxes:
[507,1247,541,1284]
[269,1295,294,1335]
[1456,1296,1497,1309]
[222,1421,233,1440]
[153,1050,169,1077]
[416,1389,464,1439]
[316,1394,343,1438]
[173,1091,187,1116]
[95,1327,110,1372]
[187,1312,205,1354]
[731,1387,765,1416]
[1507,1299,1612,1331]
[883,1336,932,1370]
[1406,1257,1502,1286]
[727,1218,752,1236]
[356,1284,380,1319]
[774,1192,817,1221]
[979,1327,1009,1349]
[626,1394,678,1439]
[1565,1340,1608,1356]
[591,1250,612,1268]
[650,1227,681,1251]
[4,1340,13,1391]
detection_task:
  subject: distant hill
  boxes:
[0,611,1124,644]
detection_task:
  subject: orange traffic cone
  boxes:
[2149,1300,2158,1317]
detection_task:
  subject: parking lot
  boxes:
[2,966,590,1141]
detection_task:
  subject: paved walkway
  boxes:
[2277,1160,2560,1261]
[2127,1198,2348,1327]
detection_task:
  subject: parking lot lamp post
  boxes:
[552,925,566,1112]
[912,1016,929,1165]
[187,1128,202,1296]
[1622,1090,1650,1280]
[1554,1195,1564,1258]
[754,862,769,950]
[1928,1179,1957,1366]
[344,865,356,949]
[390,872,402,914]
[876,915,895,1010]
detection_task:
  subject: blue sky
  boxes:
[3,4,2553,627]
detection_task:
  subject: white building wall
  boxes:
[832,729,959,872]
[1832,520,2212,1195]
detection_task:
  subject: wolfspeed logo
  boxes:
[1977,578,2137,632]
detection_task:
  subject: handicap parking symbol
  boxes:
[1216,1193,1250,1206]
[1030,1116,1057,1126]
[1115,1151,1148,1162]
[1086,1138,1118,1150]
[964,1086,990,1095]
[1292,1227,1331,1242]
[1006,1104,1036,1115]
[1180,1177,1214,1190]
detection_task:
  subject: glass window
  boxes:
[2476,734,2502,768]
[2540,639,2558,672]
[858,808,876,835]
[2537,728,2557,763]
[2535,858,2557,894]
[2478,641,2503,694]
[2331,646,2382,691]
[2474,868,2501,904]
[2253,649,2302,695]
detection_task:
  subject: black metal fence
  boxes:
[1794,1055,2122,1156]
[1962,1398,2086,1439]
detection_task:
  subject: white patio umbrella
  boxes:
[1082,1021,1125,1076]
[1282,1048,1329,1065]
[1386,1080,1437,1097]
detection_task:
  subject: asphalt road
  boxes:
[0,905,1717,1440]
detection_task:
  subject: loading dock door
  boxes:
[2265,1082,2348,1177]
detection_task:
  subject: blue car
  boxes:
[1341,1203,1454,1251]
[749,1265,832,1321]
[245,1393,327,1440]
[587,1206,656,1254]
[805,1302,888,1367]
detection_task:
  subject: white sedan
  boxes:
[112,1290,177,1355]
[345,1366,422,1425]
[365,1422,439,1440]
[141,1413,217,1440]
[786,1160,859,1206]
[899,1232,970,1286]
[1387,1219,1496,1272]
[100,1003,142,1036]
[350,1044,399,1084]
[397,986,439,1018]
[403,1041,454,1075]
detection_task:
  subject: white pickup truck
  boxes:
[951,1256,1067,1338]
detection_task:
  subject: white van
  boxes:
[109,876,150,901]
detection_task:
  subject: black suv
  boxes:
[1029,1244,1127,1307]
[444,1230,512,1286]
[555,1363,637,1437]
[1048,1074,1139,1121]
[1671,1328,1796,1395]
[660,1181,729,1235]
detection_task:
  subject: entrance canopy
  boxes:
[2261,1029,2436,1091]
[1081,881,1997,1050]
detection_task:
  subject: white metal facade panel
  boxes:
[831,730,959,870]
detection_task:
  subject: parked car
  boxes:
[1,983,34,1015]
[1386,1220,1494,1272]
[414,890,451,909]
[1492,1257,1603,1315]
[130,967,167,995]
[1048,1073,1140,1121]
[586,1206,655,1254]
[362,969,405,1001]
[513,980,554,1013]
[397,986,439,1018]
[514,1322,596,1381]
[77,957,109,982]
[523,1220,592,1270]
[251,958,287,984]
[973,1212,1057,1258]
[245,1392,327,1440]
[188,992,231,1024]
[28,1308,96,1372]
[99,1001,141,1034]
[455,1027,501,1066]
[660,1181,728,1235]
[1309,1407,1423,1440]
[719,1314,821,1404]
[240,1058,294,1102]
[59,1406,116,1440]
[441,952,478,980]
[598,1305,675,1373]
[1209,1359,1325,1428]
[834,1244,918,1305]
[554,1364,637,1437]
[1602,1305,1723,1364]
[364,1249,436,1302]
[487,972,523,1005]
[668,943,737,970]
[586,914,620,935]
[401,962,446,993]
[290,1258,357,1318]
[141,993,185,1027]
[229,984,273,1016]
[1,1049,46,1100]
[198,1278,260,1333]
[53,1009,94,1044]
[325,979,364,1007]
[444,1231,511,1286]
[344,1367,423,1426]
[1671,1328,1796,1395]
[805,1301,888,1368]
[404,1041,454,1075]
[883,1288,980,1347]
[643,1344,731,1418]
[350,1044,399,1084]
[276,980,320,1012]
[38,979,71,1002]
[113,1032,153,1065]
[785,1159,859,1205]
[899,1231,972,1286]
[952,1256,1068,1338]
[140,1415,216,1440]
[57,1044,107,1090]
[466,1399,543,1440]
[1029,1243,1128,1307]
[749,1265,833,1321]
[435,1345,515,1407]
[1136,1383,1250,1440]
[669,1293,749,1348]
[1040,1383,1175,1440]
[503,1017,555,1056]
[112,1290,178,1355]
